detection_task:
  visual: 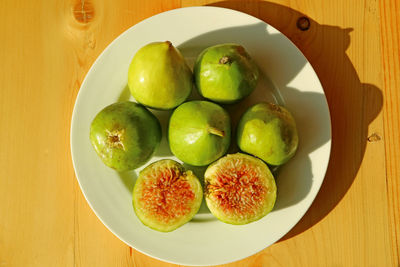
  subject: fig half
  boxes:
[205,153,276,225]
[132,160,203,232]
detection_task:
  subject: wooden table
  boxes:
[1,0,399,266]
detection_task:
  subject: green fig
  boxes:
[194,43,259,104]
[128,41,192,110]
[168,100,231,166]
[90,101,161,171]
[237,102,298,166]
[132,159,203,232]
[205,153,276,225]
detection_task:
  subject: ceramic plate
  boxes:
[71,6,331,266]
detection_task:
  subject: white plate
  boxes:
[71,6,331,266]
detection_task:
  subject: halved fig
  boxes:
[132,160,203,232]
[204,153,276,225]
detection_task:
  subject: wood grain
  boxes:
[380,0,400,263]
[0,0,398,266]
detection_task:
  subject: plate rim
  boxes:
[70,6,332,266]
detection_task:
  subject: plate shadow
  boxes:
[205,0,383,240]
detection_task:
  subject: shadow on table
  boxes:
[204,1,383,240]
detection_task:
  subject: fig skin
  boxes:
[237,102,299,166]
[128,41,192,110]
[205,153,277,225]
[89,101,161,171]
[132,159,203,232]
[168,100,231,166]
[194,43,259,104]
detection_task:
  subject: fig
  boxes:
[237,102,298,166]
[193,43,259,104]
[204,153,276,225]
[132,160,203,232]
[89,101,161,171]
[168,100,231,166]
[128,41,192,110]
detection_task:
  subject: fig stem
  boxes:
[165,40,173,48]
[207,126,225,137]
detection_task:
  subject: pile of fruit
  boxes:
[90,41,298,232]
